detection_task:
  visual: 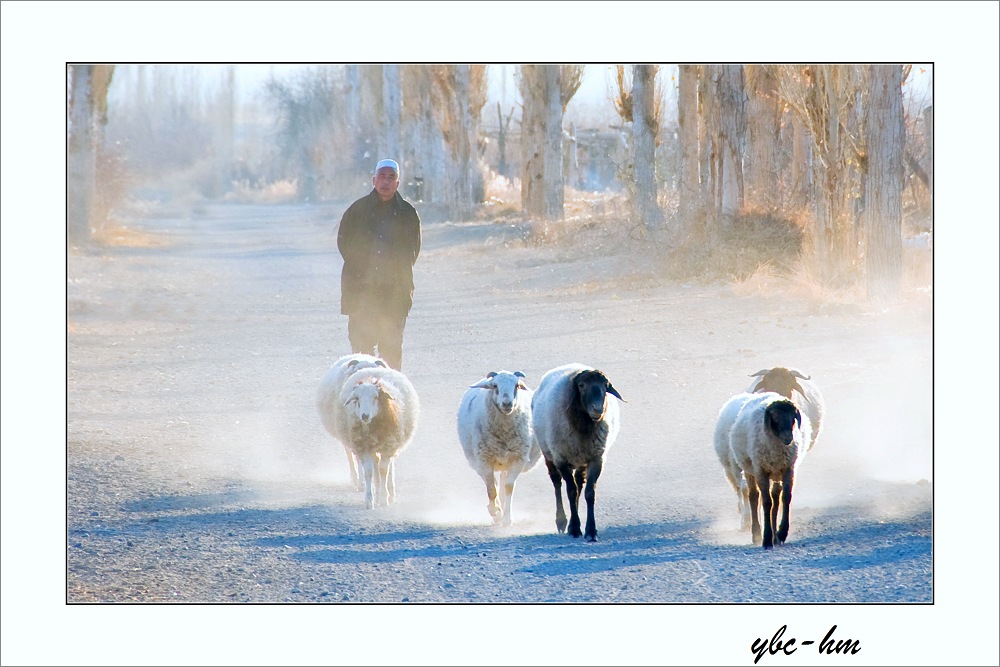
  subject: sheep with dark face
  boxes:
[719,391,811,549]
[339,366,419,509]
[457,370,541,526]
[317,353,388,490]
[747,367,824,452]
[531,363,624,542]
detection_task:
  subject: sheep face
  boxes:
[764,400,802,446]
[749,367,808,400]
[345,380,388,425]
[470,371,527,415]
[573,370,623,421]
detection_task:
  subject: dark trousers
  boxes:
[347,308,408,370]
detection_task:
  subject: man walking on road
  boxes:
[337,158,421,370]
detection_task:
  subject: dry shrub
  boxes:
[663,210,805,282]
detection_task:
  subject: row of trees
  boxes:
[67,64,929,299]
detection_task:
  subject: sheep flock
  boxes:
[318,353,827,549]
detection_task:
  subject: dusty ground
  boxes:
[60,197,936,661]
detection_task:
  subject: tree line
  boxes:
[67,64,930,299]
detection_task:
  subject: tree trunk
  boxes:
[213,66,235,198]
[677,65,700,229]
[382,64,402,160]
[519,65,545,217]
[922,104,933,211]
[543,65,563,219]
[790,114,812,207]
[632,64,660,230]
[68,65,95,244]
[863,64,904,300]
[744,65,781,211]
[716,65,746,217]
[453,64,473,218]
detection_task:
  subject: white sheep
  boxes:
[713,392,755,532]
[339,365,419,509]
[317,353,388,490]
[722,391,812,549]
[531,363,624,542]
[746,367,825,452]
[457,370,541,527]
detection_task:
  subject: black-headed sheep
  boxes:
[717,391,811,549]
[457,371,541,526]
[531,363,624,542]
[338,365,419,509]
[747,367,825,452]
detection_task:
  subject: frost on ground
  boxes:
[65,201,931,610]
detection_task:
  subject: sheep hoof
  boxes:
[568,525,582,539]
[585,533,598,542]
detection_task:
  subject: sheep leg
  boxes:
[583,460,603,542]
[759,474,775,550]
[499,468,520,527]
[386,458,396,505]
[776,469,794,545]
[746,473,762,546]
[739,474,752,532]
[376,454,393,507]
[344,445,363,491]
[544,459,567,533]
[723,466,750,531]
[769,480,781,545]
[560,463,582,538]
[481,470,501,523]
[359,453,377,510]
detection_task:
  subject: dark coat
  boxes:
[337,189,421,316]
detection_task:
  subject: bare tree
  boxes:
[631,64,661,231]
[777,65,865,281]
[67,64,114,245]
[677,65,700,229]
[744,65,781,211]
[382,64,402,161]
[542,65,564,218]
[263,68,339,201]
[862,64,905,300]
[702,65,747,220]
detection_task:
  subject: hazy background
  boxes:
[3,1,999,666]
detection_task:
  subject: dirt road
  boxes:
[63,199,934,659]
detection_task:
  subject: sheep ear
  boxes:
[790,370,811,380]
[790,380,805,397]
[749,369,769,377]
[375,359,387,368]
[607,383,624,402]
[514,371,526,378]
[469,378,494,390]
[750,379,764,392]
[348,359,360,368]
[517,381,528,390]
[795,407,802,429]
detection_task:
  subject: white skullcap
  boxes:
[374,159,399,174]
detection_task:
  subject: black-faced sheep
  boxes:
[531,363,623,542]
[747,367,825,452]
[457,371,541,526]
[339,365,419,509]
[722,391,812,549]
[317,353,388,490]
